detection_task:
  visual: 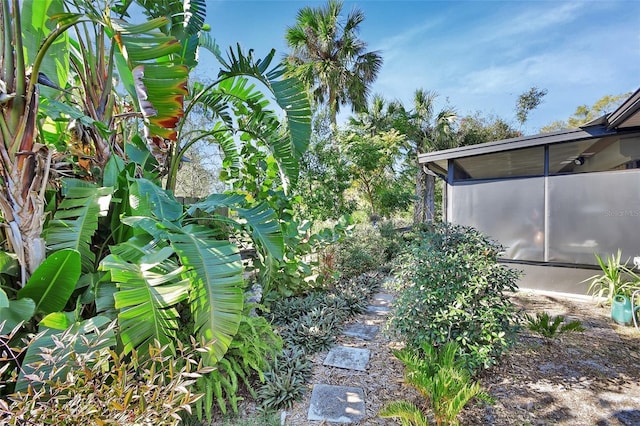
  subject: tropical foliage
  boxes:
[0,2,313,420]
[379,341,488,426]
[584,250,640,305]
[541,92,631,132]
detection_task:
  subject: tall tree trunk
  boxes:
[413,167,435,224]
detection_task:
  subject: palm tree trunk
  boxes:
[414,167,435,224]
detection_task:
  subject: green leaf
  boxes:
[101,238,190,354]
[0,298,36,330]
[129,178,183,222]
[170,225,244,363]
[0,289,8,308]
[21,0,69,99]
[44,181,112,272]
[17,249,81,314]
[125,135,158,171]
[188,194,284,260]
[103,154,125,188]
[0,251,19,276]
[39,311,75,330]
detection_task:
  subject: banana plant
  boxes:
[96,175,284,363]
[0,0,84,283]
[165,41,311,193]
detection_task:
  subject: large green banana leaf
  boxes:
[169,224,244,363]
[44,179,112,272]
[21,0,68,98]
[101,237,190,354]
[17,249,81,315]
[197,37,311,187]
[112,17,188,149]
[128,177,183,222]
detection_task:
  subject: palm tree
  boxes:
[400,90,457,224]
[285,0,382,125]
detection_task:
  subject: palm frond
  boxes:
[379,401,429,426]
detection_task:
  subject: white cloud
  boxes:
[369,0,638,133]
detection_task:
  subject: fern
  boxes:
[195,315,282,421]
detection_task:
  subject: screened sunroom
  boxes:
[418,88,640,294]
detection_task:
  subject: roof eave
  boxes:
[606,87,640,129]
[418,126,615,164]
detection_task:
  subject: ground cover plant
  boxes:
[525,311,585,340]
[257,271,383,411]
[0,323,211,425]
[386,223,521,372]
[380,341,489,426]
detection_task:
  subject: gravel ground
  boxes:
[281,290,640,426]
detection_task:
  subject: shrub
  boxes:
[334,224,388,278]
[386,223,520,371]
[0,324,210,425]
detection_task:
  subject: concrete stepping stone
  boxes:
[343,323,379,341]
[323,346,370,371]
[307,384,365,423]
[366,304,391,315]
[371,292,395,307]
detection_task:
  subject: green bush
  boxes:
[334,224,389,278]
[0,324,210,425]
[386,223,520,371]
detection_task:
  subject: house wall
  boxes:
[447,168,640,294]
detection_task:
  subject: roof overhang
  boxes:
[419,86,640,166]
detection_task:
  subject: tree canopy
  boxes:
[284,0,382,125]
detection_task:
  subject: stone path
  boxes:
[306,292,396,424]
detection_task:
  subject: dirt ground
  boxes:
[281,290,640,426]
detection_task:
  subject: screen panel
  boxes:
[451,177,544,261]
[547,170,640,265]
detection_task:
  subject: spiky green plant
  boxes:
[585,250,638,305]
[257,348,312,410]
[380,341,488,426]
[525,312,585,339]
[379,400,429,426]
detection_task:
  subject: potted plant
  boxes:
[585,250,639,325]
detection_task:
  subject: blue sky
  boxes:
[199,0,639,135]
